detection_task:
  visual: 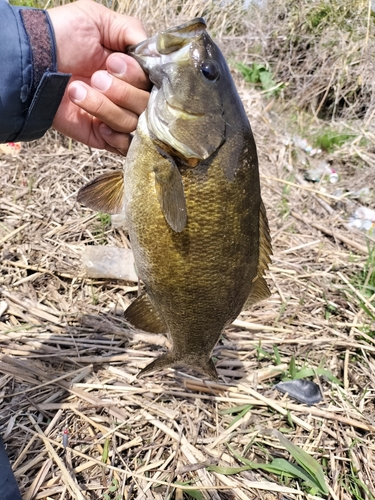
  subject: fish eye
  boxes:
[200,60,220,81]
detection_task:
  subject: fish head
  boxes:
[128,18,229,162]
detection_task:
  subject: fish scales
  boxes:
[77,18,272,379]
[125,121,260,347]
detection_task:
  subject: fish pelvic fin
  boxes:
[245,200,273,307]
[138,352,218,380]
[77,170,124,214]
[124,293,168,334]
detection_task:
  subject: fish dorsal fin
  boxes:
[245,201,272,307]
[77,171,124,214]
[124,293,168,334]
[154,148,187,232]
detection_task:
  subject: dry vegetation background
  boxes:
[1,0,375,499]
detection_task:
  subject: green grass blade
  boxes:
[274,430,329,495]
[226,447,320,490]
[227,443,254,466]
[174,482,205,500]
[289,355,296,378]
[270,458,322,490]
[185,490,205,500]
[219,404,253,415]
[102,438,110,463]
[227,404,252,428]
[283,366,341,384]
[359,302,375,321]
[273,345,282,365]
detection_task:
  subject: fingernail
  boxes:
[100,123,112,136]
[92,71,112,92]
[69,82,87,102]
[107,54,127,76]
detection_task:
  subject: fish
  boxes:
[77,18,272,380]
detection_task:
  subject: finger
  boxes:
[89,117,132,156]
[106,53,151,91]
[68,81,139,133]
[101,8,148,48]
[91,70,149,116]
[53,93,131,156]
[99,124,132,156]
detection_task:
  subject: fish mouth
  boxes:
[127,18,207,81]
[165,100,204,118]
[127,18,206,58]
[156,18,206,54]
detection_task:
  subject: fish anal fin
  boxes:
[124,293,167,334]
[154,148,187,232]
[258,200,272,274]
[77,170,124,215]
[245,200,273,308]
[245,276,271,308]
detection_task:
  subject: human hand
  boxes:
[48,0,150,155]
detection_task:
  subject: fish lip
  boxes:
[165,100,205,118]
[127,41,159,60]
[160,17,206,35]
[127,17,207,70]
[127,17,207,57]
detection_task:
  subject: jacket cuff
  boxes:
[14,9,71,142]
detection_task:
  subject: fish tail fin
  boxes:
[137,353,218,380]
[137,352,175,378]
[194,357,218,380]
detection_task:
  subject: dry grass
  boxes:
[1,1,375,499]
[244,0,375,122]
[114,0,375,122]
[1,84,375,499]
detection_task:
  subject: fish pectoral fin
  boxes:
[154,150,187,232]
[77,170,124,215]
[124,293,168,334]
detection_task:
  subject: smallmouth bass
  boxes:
[78,18,272,379]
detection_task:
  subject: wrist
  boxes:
[20,8,58,93]
[13,6,71,141]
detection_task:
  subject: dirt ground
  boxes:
[1,48,375,500]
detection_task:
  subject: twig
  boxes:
[291,211,368,254]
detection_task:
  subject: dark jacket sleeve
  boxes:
[0,0,71,143]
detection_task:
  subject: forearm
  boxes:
[0,0,70,143]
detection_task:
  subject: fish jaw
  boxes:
[127,19,226,162]
[127,18,207,83]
